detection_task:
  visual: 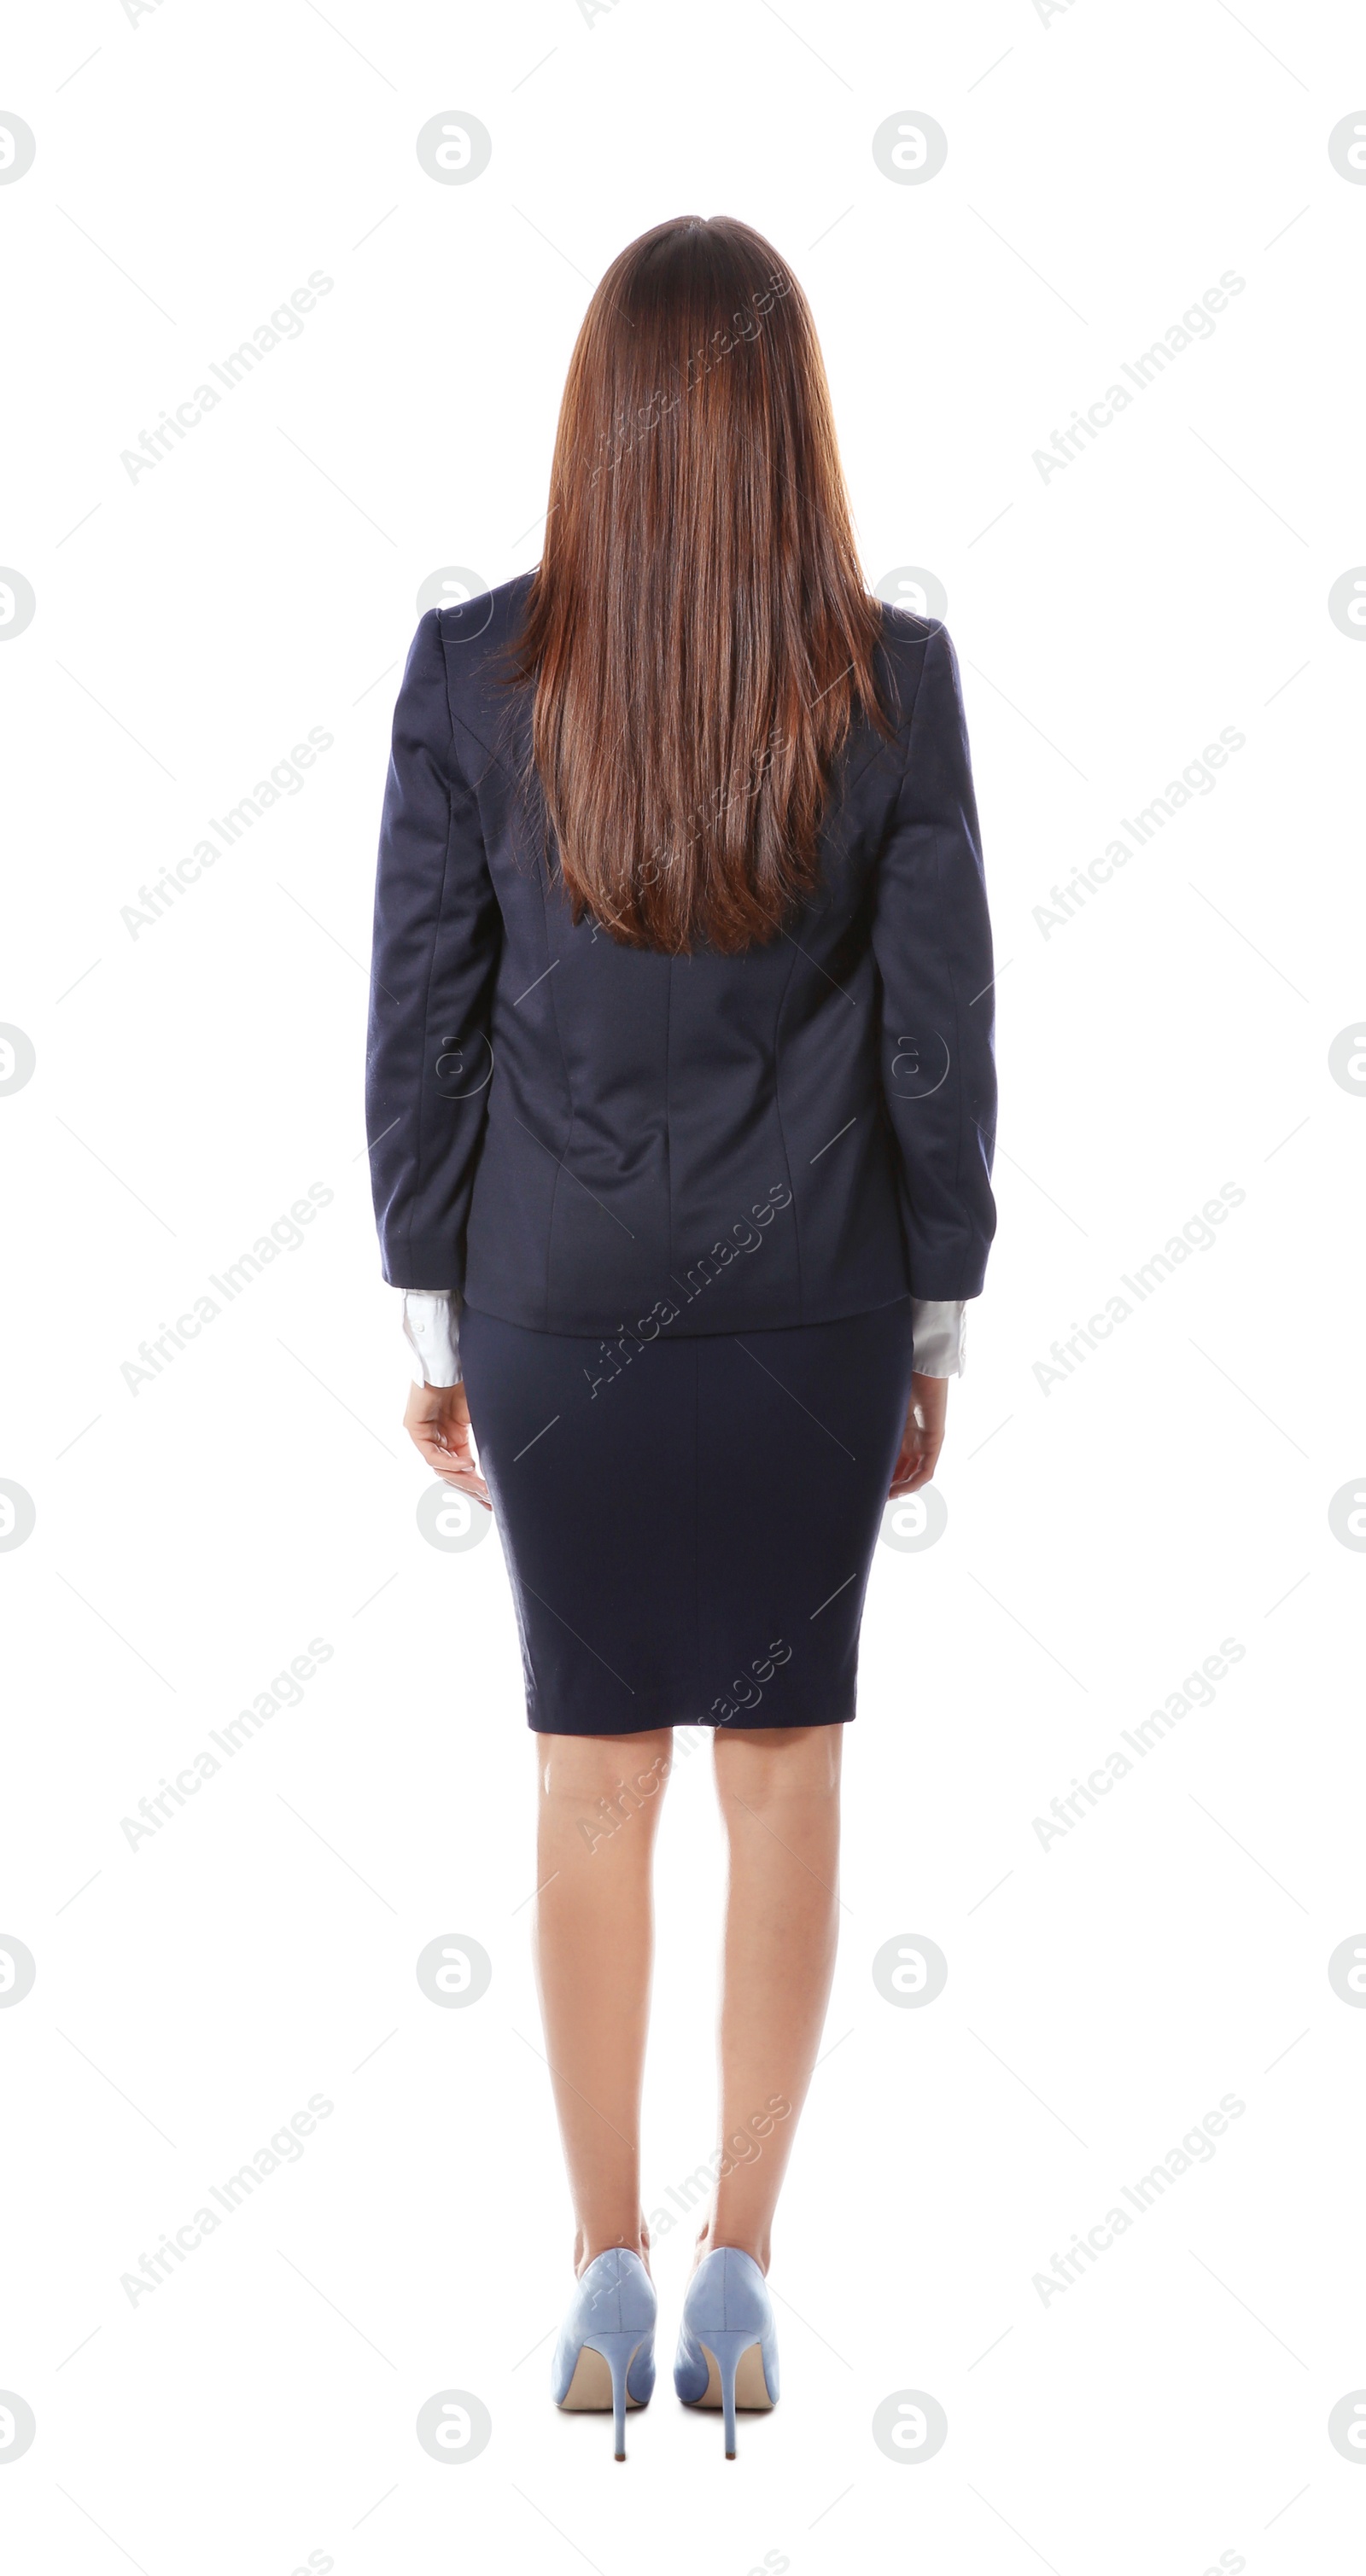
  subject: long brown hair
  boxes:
[505,215,895,955]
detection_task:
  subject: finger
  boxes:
[430,1461,487,1494]
[405,1407,486,1492]
[426,1443,481,1478]
[415,1435,486,1493]
[432,1463,491,1504]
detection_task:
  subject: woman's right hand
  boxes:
[403,1379,491,1507]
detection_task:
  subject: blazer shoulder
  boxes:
[433,568,536,665]
[423,571,535,790]
[874,598,949,671]
[870,598,947,743]
[875,597,945,647]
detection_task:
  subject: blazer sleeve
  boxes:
[365,609,502,1291]
[870,621,997,1300]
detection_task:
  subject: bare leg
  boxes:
[532,1728,674,2277]
[696,1724,843,2276]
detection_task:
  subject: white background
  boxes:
[2,3,1364,2570]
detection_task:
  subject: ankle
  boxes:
[575,2218,651,2276]
[692,2217,769,2275]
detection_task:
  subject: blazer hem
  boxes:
[457,1285,927,1342]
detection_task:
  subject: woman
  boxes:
[366,215,996,2460]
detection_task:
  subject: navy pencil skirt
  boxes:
[458,1298,916,1737]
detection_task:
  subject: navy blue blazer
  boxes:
[366,573,996,1337]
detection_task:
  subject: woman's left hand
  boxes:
[403,1379,491,1507]
[888,1373,947,1496]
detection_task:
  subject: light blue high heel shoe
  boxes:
[552,2248,657,2461]
[673,2247,779,2457]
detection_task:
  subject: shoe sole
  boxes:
[692,2340,774,2410]
[558,2344,648,2410]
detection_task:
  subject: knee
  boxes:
[714,1724,842,1813]
[537,1731,673,1847]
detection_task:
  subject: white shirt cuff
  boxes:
[911,1297,966,1378]
[400,1290,461,1385]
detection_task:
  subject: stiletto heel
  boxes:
[551,2249,657,2459]
[673,2247,779,2457]
[705,2328,751,2457]
[593,2330,638,2460]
